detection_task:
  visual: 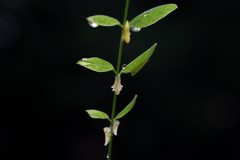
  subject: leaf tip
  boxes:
[87,16,99,28]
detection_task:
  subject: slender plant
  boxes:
[77,1,177,159]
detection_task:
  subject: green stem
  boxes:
[116,0,130,74]
[107,0,130,160]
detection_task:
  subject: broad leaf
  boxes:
[86,109,110,121]
[77,57,116,73]
[87,15,121,27]
[129,4,177,31]
[115,95,137,120]
[121,43,157,75]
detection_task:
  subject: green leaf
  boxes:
[86,109,110,121]
[121,43,157,75]
[77,57,116,73]
[87,15,121,27]
[129,4,177,31]
[115,95,138,120]
[131,59,149,76]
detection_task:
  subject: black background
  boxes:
[1,0,240,160]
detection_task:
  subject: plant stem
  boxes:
[107,0,130,160]
[116,0,130,74]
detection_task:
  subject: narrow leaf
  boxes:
[86,109,110,121]
[87,15,121,27]
[131,59,149,76]
[115,95,137,120]
[77,57,116,73]
[121,43,157,75]
[129,4,177,31]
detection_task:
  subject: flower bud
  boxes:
[113,120,120,136]
[103,127,111,146]
[111,73,123,95]
[121,20,130,43]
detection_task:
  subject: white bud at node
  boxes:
[111,73,123,95]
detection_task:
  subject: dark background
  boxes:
[1,0,240,159]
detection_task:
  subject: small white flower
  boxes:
[111,73,123,95]
[113,120,120,136]
[103,127,111,146]
[103,121,120,146]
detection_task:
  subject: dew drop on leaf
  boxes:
[88,21,99,28]
[130,27,141,32]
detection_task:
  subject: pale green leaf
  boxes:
[121,43,157,75]
[77,57,116,73]
[86,110,110,121]
[129,4,177,31]
[115,95,137,120]
[87,15,121,27]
